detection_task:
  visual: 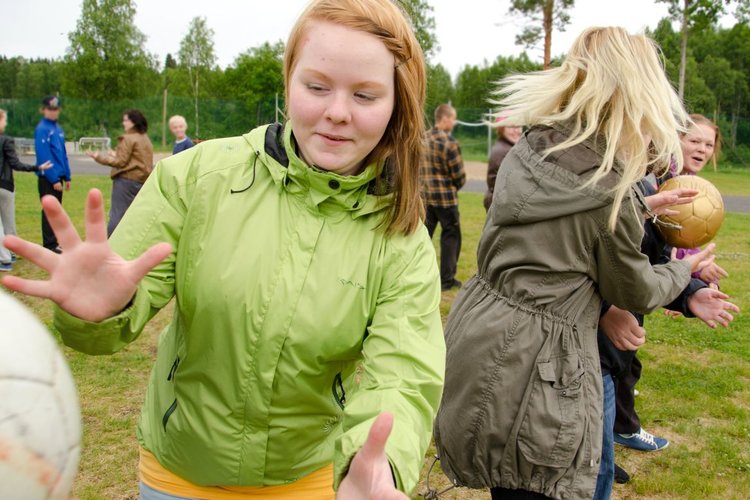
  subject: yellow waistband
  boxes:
[139,447,334,499]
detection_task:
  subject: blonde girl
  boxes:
[434,27,715,499]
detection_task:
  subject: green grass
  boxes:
[422,191,750,500]
[4,175,750,499]
[699,166,750,196]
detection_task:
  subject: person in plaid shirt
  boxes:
[421,104,465,290]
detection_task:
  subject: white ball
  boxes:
[0,291,82,500]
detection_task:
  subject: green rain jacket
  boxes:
[55,123,445,493]
[434,123,691,499]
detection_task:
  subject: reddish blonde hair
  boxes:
[284,0,426,236]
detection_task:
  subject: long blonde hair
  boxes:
[284,0,427,236]
[492,27,687,230]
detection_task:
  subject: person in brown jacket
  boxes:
[88,109,153,236]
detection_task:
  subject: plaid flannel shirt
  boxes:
[420,127,465,207]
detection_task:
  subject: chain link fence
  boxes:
[2,98,749,166]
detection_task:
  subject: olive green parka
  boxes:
[434,123,691,499]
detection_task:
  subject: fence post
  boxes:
[162,88,168,149]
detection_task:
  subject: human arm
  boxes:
[599,304,646,351]
[686,287,739,328]
[643,187,698,219]
[447,138,465,190]
[334,230,444,494]
[3,137,51,172]
[0,189,172,353]
[1,154,191,354]
[595,193,714,315]
[34,125,58,183]
[89,137,134,169]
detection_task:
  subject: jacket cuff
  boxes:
[53,289,147,355]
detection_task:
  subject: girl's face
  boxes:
[503,126,522,145]
[0,114,6,134]
[123,114,135,133]
[288,21,395,176]
[681,123,716,174]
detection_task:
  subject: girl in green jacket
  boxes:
[1,1,444,498]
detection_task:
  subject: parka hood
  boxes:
[491,122,642,227]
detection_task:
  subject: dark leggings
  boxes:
[614,354,642,434]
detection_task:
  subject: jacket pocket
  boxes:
[516,350,586,468]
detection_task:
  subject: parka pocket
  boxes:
[516,351,586,468]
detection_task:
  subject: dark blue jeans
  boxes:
[594,373,615,499]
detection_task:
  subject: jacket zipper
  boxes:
[332,372,346,410]
[162,399,178,431]
[167,356,180,381]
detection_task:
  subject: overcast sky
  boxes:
[0,0,736,79]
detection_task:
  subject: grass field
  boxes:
[4,171,750,499]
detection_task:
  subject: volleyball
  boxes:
[655,175,725,248]
[0,291,82,499]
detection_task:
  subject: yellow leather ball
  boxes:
[655,175,724,248]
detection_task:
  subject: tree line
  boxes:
[0,0,748,164]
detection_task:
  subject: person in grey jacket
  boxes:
[434,27,727,500]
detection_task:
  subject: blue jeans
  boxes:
[594,373,615,499]
[139,481,194,500]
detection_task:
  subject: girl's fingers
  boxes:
[130,243,172,281]
[715,264,729,278]
[726,302,740,313]
[41,195,82,250]
[0,275,54,300]
[2,235,58,273]
[84,189,108,243]
[359,412,394,463]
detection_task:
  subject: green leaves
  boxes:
[63,0,157,101]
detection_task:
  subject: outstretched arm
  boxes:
[1,189,171,322]
[687,287,740,329]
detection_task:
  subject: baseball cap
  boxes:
[41,95,61,109]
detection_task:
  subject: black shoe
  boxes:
[614,463,630,484]
[441,279,462,291]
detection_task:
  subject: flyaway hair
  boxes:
[491,26,688,230]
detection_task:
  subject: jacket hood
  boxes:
[493,122,646,227]
[243,123,390,218]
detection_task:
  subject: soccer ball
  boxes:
[655,175,725,248]
[0,291,82,499]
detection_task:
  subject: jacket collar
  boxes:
[248,122,390,217]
